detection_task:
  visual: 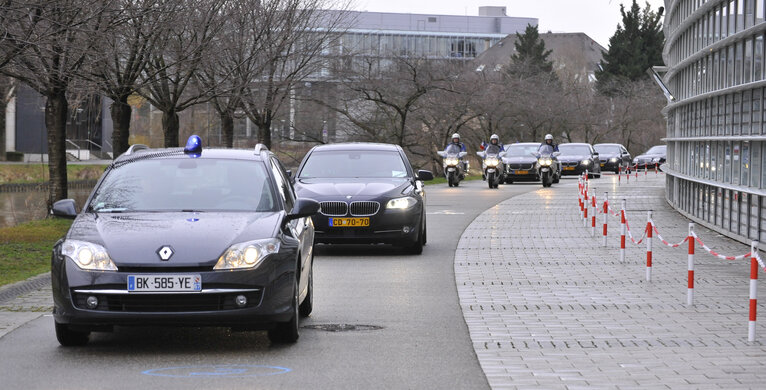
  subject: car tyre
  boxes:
[406,217,425,255]
[268,279,299,344]
[298,256,313,318]
[55,321,89,347]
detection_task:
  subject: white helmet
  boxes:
[490,134,499,141]
[544,134,553,140]
[451,133,460,141]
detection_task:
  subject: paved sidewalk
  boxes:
[0,274,52,339]
[457,173,766,389]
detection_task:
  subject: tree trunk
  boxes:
[258,120,272,149]
[162,110,179,147]
[45,91,69,206]
[220,110,234,148]
[110,96,132,158]
[0,95,5,161]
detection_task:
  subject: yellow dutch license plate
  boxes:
[600,163,605,167]
[329,217,370,227]
[515,170,528,175]
[564,166,575,171]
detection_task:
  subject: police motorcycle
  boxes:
[477,144,506,189]
[534,144,561,188]
[437,144,468,187]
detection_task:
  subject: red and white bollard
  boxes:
[749,241,759,342]
[646,211,653,282]
[688,223,695,306]
[620,199,626,263]
[591,192,597,237]
[618,166,622,185]
[655,162,659,174]
[583,190,589,227]
[635,164,639,179]
[602,192,608,247]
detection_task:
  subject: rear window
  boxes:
[89,159,276,212]
[299,150,409,178]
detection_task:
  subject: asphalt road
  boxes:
[0,178,546,389]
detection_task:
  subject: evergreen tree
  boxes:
[596,0,665,95]
[508,24,555,79]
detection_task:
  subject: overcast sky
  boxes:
[354,0,667,48]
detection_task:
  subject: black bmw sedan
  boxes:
[502,142,541,183]
[594,143,631,173]
[50,137,319,346]
[558,143,602,178]
[633,144,667,170]
[294,143,433,254]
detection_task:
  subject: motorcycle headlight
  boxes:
[445,158,459,166]
[61,240,117,271]
[609,158,618,163]
[581,159,591,165]
[214,238,280,270]
[538,158,553,166]
[485,157,499,166]
[387,196,417,209]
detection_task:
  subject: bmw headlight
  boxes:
[538,158,553,166]
[61,240,117,271]
[214,238,280,270]
[445,158,459,166]
[581,159,591,165]
[485,157,499,167]
[609,158,618,163]
[387,196,417,209]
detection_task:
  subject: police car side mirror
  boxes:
[286,198,320,221]
[52,199,77,219]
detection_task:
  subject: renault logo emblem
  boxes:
[157,246,174,261]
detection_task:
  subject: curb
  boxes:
[0,273,51,304]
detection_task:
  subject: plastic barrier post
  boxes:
[583,190,589,227]
[620,199,626,263]
[618,165,621,185]
[655,162,659,174]
[646,211,653,282]
[688,223,695,306]
[750,241,759,342]
[602,192,608,247]
[591,192,597,237]
[635,164,639,179]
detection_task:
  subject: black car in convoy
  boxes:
[50,137,319,346]
[502,142,542,183]
[633,145,667,170]
[294,143,433,254]
[558,143,602,178]
[594,143,632,173]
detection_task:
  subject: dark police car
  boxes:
[50,136,319,346]
[294,143,433,254]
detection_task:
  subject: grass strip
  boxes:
[0,219,72,287]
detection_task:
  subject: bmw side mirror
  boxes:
[417,170,434,181]
[552,152,561,157]
[286,198,320,221]
[286,169,295,184]
[52,199,77,219]
[593,152,599,157]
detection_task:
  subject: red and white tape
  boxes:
[692,233,751,261]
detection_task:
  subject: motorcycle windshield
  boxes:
[485,144,502,154]
[538,144,555,156]
[445,144,462,154]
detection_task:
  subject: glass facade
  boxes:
[665,0,766,243]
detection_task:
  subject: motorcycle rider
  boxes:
[482,134,505,153]
[540,133,559,152]
[445,133,468,172]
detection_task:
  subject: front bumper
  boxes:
[51,251,297,330]
[559,163,595,175]
[312,204,422,245]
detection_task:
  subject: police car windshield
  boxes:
[559,144,592,155]
[89,159,277,212]
[594,145,620,154]
[299,150,408,178]
[646,145,666,154]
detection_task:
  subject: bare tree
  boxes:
[1,0,120,203]
[93,0,176,157]
[139,0,225,147]
[238,1,350,149]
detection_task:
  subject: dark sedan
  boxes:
[294,143,433,254]
[502,142,542,183]
[633,145,667,170]
[594,143,632,173]
[51,137,319,346]
[558,143,602,178]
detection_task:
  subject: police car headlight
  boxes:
[652,157,661,162]
[387,197,417,209]
[61,240,117,271]
[215,238,280,270]
[609,158,618,163]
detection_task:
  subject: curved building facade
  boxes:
[663,0,766,244]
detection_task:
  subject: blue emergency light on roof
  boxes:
[184,135,202,156]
